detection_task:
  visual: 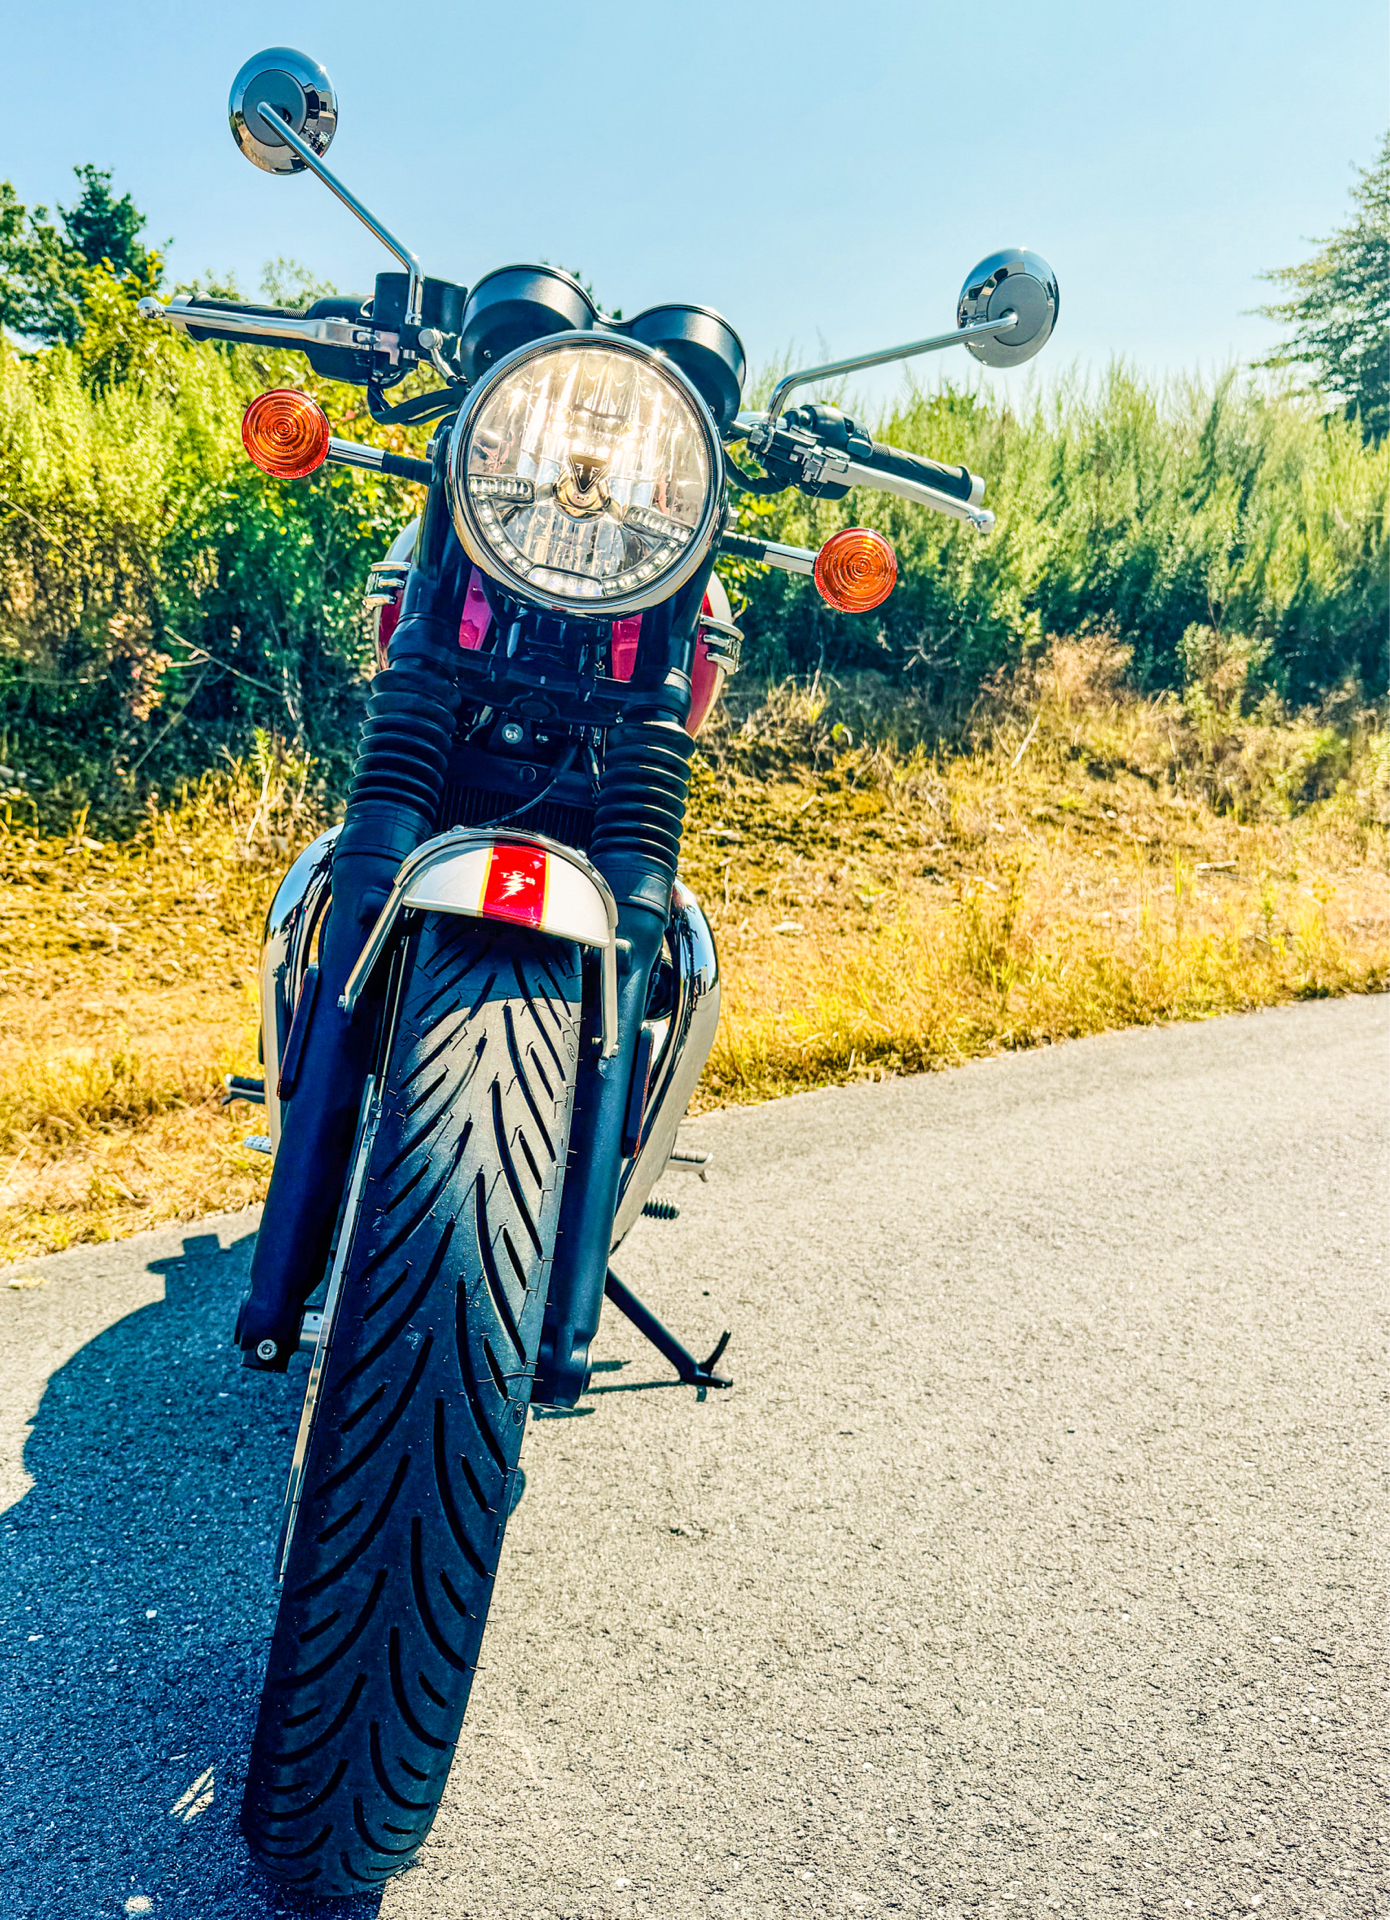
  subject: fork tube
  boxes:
[535,670,700,1406]
[237,472,468,1369]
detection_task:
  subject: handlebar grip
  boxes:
[862,441,981,507]
[175,297,306,346]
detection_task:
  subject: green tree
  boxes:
[1257,134,1390,443]
[0,165,155,347]
[60,164,153,279]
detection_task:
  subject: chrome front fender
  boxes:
[338,827,619,1056]
[259,826,339,1149]
[259,833,717,1234]
[610,879,720,1247]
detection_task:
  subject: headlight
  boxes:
[447,336,722,617]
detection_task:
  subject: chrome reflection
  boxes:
[610,880,720,1247]
[259,827,339,1148]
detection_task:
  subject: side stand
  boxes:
[602,1268,733,1390]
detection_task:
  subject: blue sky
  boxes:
[2,0,1384,404]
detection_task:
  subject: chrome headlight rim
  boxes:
[446,333,725,620]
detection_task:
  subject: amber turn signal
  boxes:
[241,389,331,479]
[813,527,898,614]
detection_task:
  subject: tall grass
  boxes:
[731,368,1389,704]
[700,850,1379,1105]
[685,641,1387,1106]
[2,281,1386,821]
[0,647,1382,1262]
[0,739,322,1251]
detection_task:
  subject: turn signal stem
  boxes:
[241,389,432,484]
[717,531,817,576]
[325,438,433,485]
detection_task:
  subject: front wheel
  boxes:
[241,916,583,1894]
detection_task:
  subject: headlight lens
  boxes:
[448,338,720,616]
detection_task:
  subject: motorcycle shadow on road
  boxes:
[0,1230,385,1919]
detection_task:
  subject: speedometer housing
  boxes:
[446,335,724,619]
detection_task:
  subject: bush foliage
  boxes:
[0,185,1385,820]
[728,370,1388,706]
[0,271,415,814]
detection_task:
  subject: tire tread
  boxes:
[241,919,582,1892]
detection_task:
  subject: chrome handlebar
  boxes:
[794,442,994,533]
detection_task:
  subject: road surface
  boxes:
[0,995,1385,1918]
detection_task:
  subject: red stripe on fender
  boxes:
[481,844,547,928]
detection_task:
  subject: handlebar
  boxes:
[853,439,982,508]
[825,444,993,533]
[730,403,994,533]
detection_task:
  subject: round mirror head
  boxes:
[229,48,337,176]
[957,249,1059,368]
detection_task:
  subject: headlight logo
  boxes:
[554,453,611,519]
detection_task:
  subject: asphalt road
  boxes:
[0,996,1385,1920]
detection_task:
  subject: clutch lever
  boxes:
[137,294,402,368]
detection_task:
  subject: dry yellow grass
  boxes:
[683,641,1388,1102]
[0,643,1384,1263]
[0,743,320,1261]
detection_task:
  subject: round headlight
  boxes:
[447,336,722,617]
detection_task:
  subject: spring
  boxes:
[641,1197,680,1220]
[589,714,696,881]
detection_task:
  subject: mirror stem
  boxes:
[253,105,424,326]
[762,311,1018,427]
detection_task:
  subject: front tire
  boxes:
[242,916,583,1893]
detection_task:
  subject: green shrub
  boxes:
[0,275,415,819]
[724,368,1389,706]
[0,271,1385,825]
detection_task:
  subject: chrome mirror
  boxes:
[758,246,1059,427]
[229,48,338,176]
[227,48,423,327]
[957,250,1059,368]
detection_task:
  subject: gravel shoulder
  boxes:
[0,996,1385,1918]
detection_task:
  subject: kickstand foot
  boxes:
[603,1269,733,1390]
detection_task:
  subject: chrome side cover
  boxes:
[259,826,339,1148]
[610,879,720,1247]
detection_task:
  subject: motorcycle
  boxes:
[139,46,1059,1895]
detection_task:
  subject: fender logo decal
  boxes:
[481,844,548,929]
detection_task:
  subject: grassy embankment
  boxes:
[0,641,1384,1267]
